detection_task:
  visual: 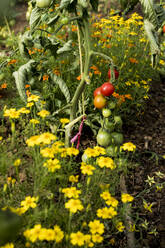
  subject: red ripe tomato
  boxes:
[94,95,107,109]
[163,25,165,33]
[108,68,119,80]
[93,87,102,97]
[101,82,115,97]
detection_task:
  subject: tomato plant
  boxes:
[94,95,107,109]
[93,87,102,97]
[163,25,165,33]
[111,132,123,145]
[106,145,118,157]
[101,82,115,97]
[108,68,119,80]
[61,17,69,25]
[97,129,112,147]
[36,0,51,8]
[102,108,111,118]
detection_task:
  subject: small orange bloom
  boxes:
[124,94,133,100]
[129,58,138,64]
[8,59,17,65]
[43,75,49,81]
[25,84,30,89]
[76,75,81,81]
[1,83,7,89]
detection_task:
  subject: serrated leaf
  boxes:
[57,40,72,55]
[90,0,98,11]
[60,0,71,9]
[50,73,71,103]
[30,7,42,30]
[13,60,36,103]
[47,15,60,26]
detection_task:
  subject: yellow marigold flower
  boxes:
[39,132,57,145]
[27,94,40,102]
[26,102,34,108]
[37,109,50,118]
[30,119,40,124]
[121,193,134,203]
[116,222,125,232]
[21,196,38,210]
[60,118,70,125]
[92,234,103,243]
[4,108,20,119]
[66,147,79,156]
[40,147,55,158]
[69,175,79,183]
[93,146,106,155]
[11,206,27,215]
[54,225,64,243]
[80,162,95,175]
[70,231,85,246]
[0,136,3,141]
[45,229,55,241]
[43,159,61,172]
[62,187,81,198]
[13,158,21,167]
[84,147,101,158]
[97,207,117,219]
[18,107,30,114]
[120,142,136,152]
[106,196,118,208]
[109,238,115,245]
[88,220,104,235]
[159,59,165,65]
[65,199,83,213]
[100,191,111,200]
[26,135,41,147]
[97,156,115,169]
[0,243,14,248]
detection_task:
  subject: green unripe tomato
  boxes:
[81,153,89,163]
[48,26,54,32]
[108,102,116,109]
[26,11,31,21]
[97,129,112,147]
[104,119,115,132]
[111,132,123,145]
[61,17,69,25]
[102,108,111,118]
[114,116,122,124]
[36,0,51,8]
[9,20,16,27]
[0,73,5,81]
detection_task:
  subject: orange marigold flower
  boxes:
[25,84,30,89]
[129,58,138,64]
[94,70,101,75]
[112,92,120,98]
[53,69,60,75]
[1,83,7,89]
[124,94,133,100]
[90,65,98,70]
[43,75,49,81]
[8,59,17,65]
[76,75,82,81]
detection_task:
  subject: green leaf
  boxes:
[57,40,72,55]
[18,32,32,58]
[30,7,42,30]
[60,0,72,9]
[47,14,60,26]
[50,73,71,103]
[90,0,98,11]
[13,60,36,102]
[78,0,88,8]
[139,0,159,29]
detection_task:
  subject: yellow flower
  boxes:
[116,222,125,232]
[66,147,79,156]
[97,207,117,219]
[65,199,83,213]
[143,201,153,213]
[100,191,111,200]
[84,147,99,157]
[62,187,81,198]
[13,159,21,167]
[4,108,20,119]
[39,132,57,145]
[93,146,106,155]
[27,95,40,102]
[106,196,118,207]
[43,159,61,172]
[21,196,38,210]
[40,147,55,158]
[92,234,103,243]
[80,162,95,175]
[53,225,64,243]
[0,136,3,141]
[60,118,70,125]
[70,231,85,246]
[97,156,115,169]
[30,119,40,124]
[69,175,79,183]
[120,142,136,152]
[26,102,34,108]
[88,220,104,235]
[37,109,50,118]
[121,193,134,203]
[18,107,30,114]
[26,135,41,147]
[0,243,14,248]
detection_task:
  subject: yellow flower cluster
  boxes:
[84,146,106,158]
[43,158,61,172]
[0,244,14,248]
[120,142,136,152]
[24,224,64,243]
[9,196,38,215]
[26,132,57,147]
[97,156,115,169]
[62,187,81,198]
[121,193,134,203]
[80,162,95,175]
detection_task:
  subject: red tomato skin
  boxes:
[93,87,102,97]
[94,95,107,109]
[108,69,119,80]
[101,82,115,97]
[163,25,165,33]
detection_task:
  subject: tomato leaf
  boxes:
[50,73,71,103]
[57,40,72,55]
[47,14,60,26]
[30,7,42,30]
